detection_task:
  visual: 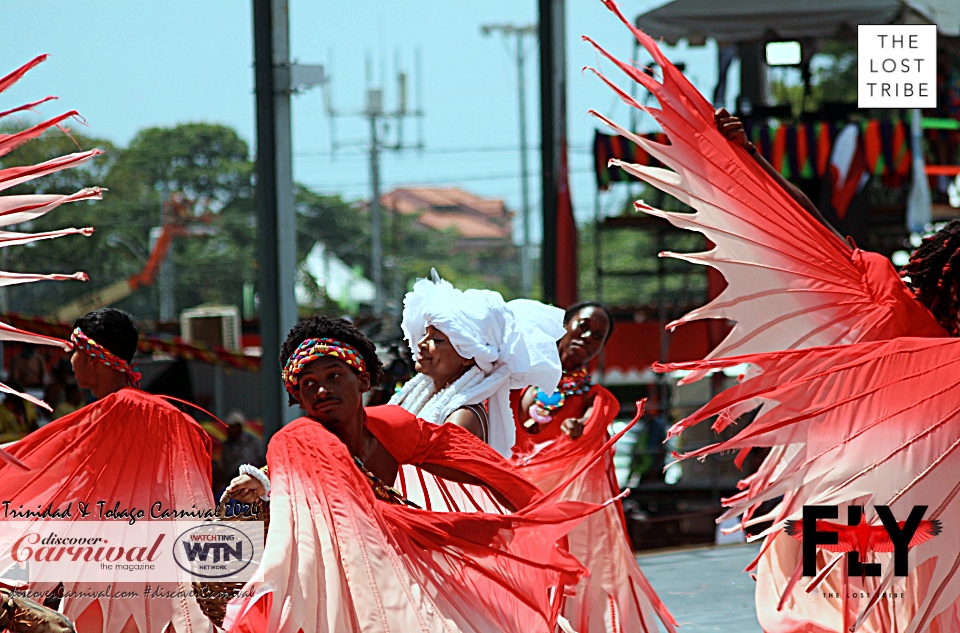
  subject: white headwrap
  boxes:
[389,272,565,457]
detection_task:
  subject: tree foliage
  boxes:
[1,121,517,322]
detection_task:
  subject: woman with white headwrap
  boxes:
[389,271,566,458]
[229,273,565,515]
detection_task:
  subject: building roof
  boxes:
[381,187,513,241]
[635,0,960,44]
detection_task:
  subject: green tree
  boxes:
[0,123,129,316]
[3,119,519,322]
[578,184,707,312]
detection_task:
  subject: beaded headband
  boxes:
[70,327,141,388]
[281,337,367,397]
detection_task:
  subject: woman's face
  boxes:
[415,325,473,388]
[558,306,610,370]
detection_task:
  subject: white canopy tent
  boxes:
[635,0,959,44]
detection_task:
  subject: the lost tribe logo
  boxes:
[173,524,255,579]
[785,505,941,577]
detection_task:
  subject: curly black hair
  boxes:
[279,316,384,405]
[900,220,960,336]
[73,308,139,363]
[563,301,615,342]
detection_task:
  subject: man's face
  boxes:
[70,350,95,391]
[294,356,370,427]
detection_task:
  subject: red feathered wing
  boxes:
[0,388,215,633]
[660,337,960,633]
[584,1,944,385]
[0,55,97,414]
[223,413,617,633]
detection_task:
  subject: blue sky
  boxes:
[5,0,723,242]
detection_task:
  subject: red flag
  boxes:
[556,137,578,307]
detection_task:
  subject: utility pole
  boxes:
[324,53,424,320]
[481,23,537,297]
[539,0,567,305]
[157,187,175,323]
[368,89,384,315]
[252,0,325,441]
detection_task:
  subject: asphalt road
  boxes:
[638,543,763,632]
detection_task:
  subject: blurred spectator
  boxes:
[9,344,46,395]
[52,383,84,420]
[42,358,74,414]
[214,410,265,493]
[0,381,38,440]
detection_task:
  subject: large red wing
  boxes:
[784,520,858,553]
[585,1,944,385]
[870,520,943,552]
[659,336,960,632]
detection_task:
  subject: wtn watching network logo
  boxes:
[785,505,941,577]
[173,524,258,579]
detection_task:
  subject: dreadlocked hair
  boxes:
[900,219,960,336]
[279,316,385,405]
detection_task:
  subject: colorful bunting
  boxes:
[593,118,951,191]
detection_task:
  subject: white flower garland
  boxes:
[239,463,270,501]
[390,366,485,424]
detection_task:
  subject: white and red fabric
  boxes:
[0,389,216,633]
[511,386,678,633]
[223,405,613,633]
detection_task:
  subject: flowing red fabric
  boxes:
[586,2,958,631]
[511,385,677,633]
[223,407,611,633]
[367,404,538,514]
[0,388,216,633]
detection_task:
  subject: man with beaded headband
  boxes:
[224,315,609,633]
[0,309,216,633]
[69,308,142,399]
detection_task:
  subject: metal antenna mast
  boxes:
[481,23,538,297]
[323,50,425,319]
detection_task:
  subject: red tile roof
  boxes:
[381,187,512,241]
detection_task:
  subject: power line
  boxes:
[299,165,596,191]
[293,143,593,158]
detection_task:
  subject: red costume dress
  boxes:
[224,405,611,633]
[0,389,216,633]
[588,2,958,631]
[512,385,676,633]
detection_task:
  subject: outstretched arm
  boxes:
[715,108,850,249]
[367,407,542,510]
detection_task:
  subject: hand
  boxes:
[560,416,586,440]
[226,473,265,504]
[715,107,753,152]
[0,590,13,630]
